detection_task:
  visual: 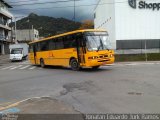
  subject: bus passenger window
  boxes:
[36,43,41,52]
[40,41,49,51]
[49,39,56,50]
[64,35,76,48]
[55,37,64,49]
[29,45,33,52]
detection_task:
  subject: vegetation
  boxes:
[11,13,82,37]
[115,53,160,62]
[79,20,94,29]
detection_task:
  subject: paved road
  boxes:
[0,60,160,113]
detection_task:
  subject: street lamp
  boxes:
[14,16,25,43]
[74,0,76,23]
[26,18,31,41]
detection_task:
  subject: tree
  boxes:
[79,20,94,29]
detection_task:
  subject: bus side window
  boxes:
[40,41,49,51]
[71,35,77,48]
[55,37,64,50]
[36,43,41,52]
[64,35,77,49]
[29,45,33,52]
[49,39,56,50]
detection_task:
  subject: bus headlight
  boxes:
[110,54,114,57]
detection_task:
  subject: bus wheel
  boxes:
[70,59,80,71]
[40,59,45,68]
[92,66,100,70]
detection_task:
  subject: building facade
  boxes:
[94,0,160,50]
[0,0,13,55]
[16,29,39,42]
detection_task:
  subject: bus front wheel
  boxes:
[70,59,80,71]
[40,59,45,68]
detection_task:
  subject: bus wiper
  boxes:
[97,44,102,52]
[97,37,103,52]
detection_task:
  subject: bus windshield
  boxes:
[86,33,111,51]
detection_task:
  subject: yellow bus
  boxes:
[28,29,115,70]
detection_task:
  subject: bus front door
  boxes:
[77,37,86,66]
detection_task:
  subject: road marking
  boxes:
[0,99,27,111]
[0,65,39,70]
[0,96,47,111]
[1,66,15,70]
[19,65,31,70]
[125,63,139,66]
[29,66,36,70]
[10,65,23,70]
[15,61,30,65]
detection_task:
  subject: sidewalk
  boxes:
[0,54,10,64]
[110,61,160,67]
[115,61,160,64]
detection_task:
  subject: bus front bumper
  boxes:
[84,57,115,67]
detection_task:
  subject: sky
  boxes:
[6,0,98,21]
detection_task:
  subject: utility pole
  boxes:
[14,16,25,44]
[14,17,17,44]
[74,0,76,23]
[11,18,13,43]
[28,18,31,41]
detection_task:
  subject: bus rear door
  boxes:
[33,44,37,64]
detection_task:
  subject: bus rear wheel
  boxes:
[40,59,45,68]
[70,59,80,71]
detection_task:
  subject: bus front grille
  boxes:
[98,60,109,62]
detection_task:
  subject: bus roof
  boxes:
[29,29,106,44]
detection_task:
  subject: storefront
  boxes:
[0,41,10,55]
[94,0,160,50]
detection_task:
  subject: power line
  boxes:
[10,2,128,11]
[9,0,160,5]
[10,0,81,6]
[9,0,39,4]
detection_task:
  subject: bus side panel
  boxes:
[34,48,77,67]
[50,48,77,66]
[29,52,36,65]
[36,51,51,65]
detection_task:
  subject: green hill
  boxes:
[13,13,82,37]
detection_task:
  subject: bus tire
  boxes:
[92,66,100,70]
[70,59,80,71]
[40,59,45,68]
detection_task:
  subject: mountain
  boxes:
[13,13,82,37]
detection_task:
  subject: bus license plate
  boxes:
[102,62,107,65]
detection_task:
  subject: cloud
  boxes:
[6,0,97,21]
